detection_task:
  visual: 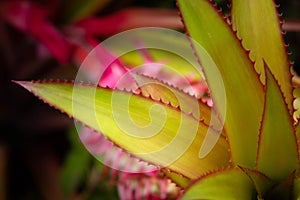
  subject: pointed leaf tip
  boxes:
[266,171,295,199]
[256,64,298,182]
[13,80,31,90]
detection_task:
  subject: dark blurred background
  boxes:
[0,0,299,199]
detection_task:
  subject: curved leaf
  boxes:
[177,0,264,168]
[232,0,293,113]
[15,80,230,180]
[181,167,272,200]
[256,67,298,182]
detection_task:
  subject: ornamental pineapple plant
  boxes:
[14,0,300,199]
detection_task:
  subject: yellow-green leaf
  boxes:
[266,171,295,200]
[293,176,300,199]
[177,0,264,168]
[181,167,272,200]
[162,169,190,188]
[239,167,274,198]
[15,81,230,180]
[256,67,298,182]
[132,73,215,126]
[232,0,293,113]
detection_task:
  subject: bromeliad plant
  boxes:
[14,0,300,199]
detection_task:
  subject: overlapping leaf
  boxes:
[161,169,191,188]
[266,171,295,199]
[181,167,273,200]
[256,67,298,182]
[232,0,293,113]
[177,0,264,168]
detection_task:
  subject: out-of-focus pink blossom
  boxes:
[117,172,181,200]
[74,8,182,37]
[0,1,73,62]
[79,127,158,173]
[1,1,182,64]
[80,127,181,199]
[70,33,137,89]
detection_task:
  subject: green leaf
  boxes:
[256,67,298,182]
[232,0,293,113]
[162,169,191,188]
[239,167,274,198]
[177,0,264,168]
[181,167,272,200]
[293,176,300,199]
[15,80,230,180]
[266,171,295,200]
[132,74,225,159]
[132,73,215,126]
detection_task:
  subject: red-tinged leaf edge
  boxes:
[132,72,201,100]
[255,63,299,181]
[177,0,261,84]
[265,171,296,199]
[13,80,231,181]
[230,0,294,115]
[130,72,221,128]
[161,168,191,189]
[177,0,265,169]
[239,166,275,198]
[12,80,167,168]
[181,166,273,200]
